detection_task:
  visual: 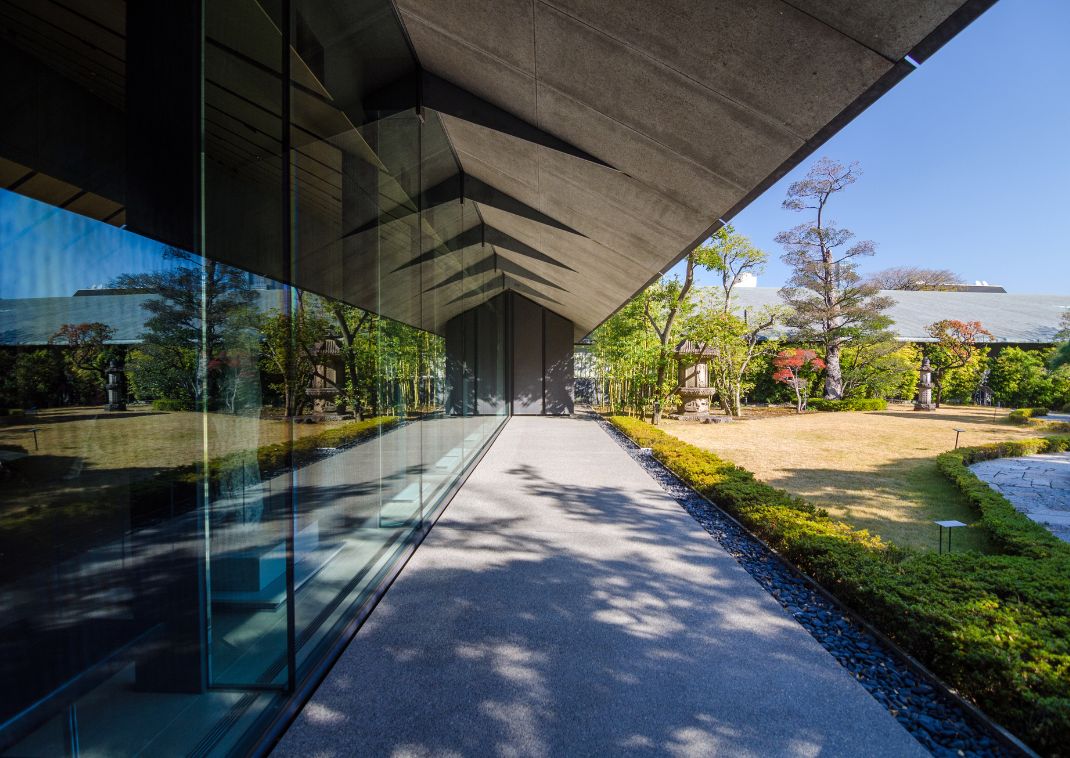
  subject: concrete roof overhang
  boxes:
[377,0,994,339]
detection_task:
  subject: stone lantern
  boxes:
[674,340,717,416]
[914,356,936,411]
[105,358,127,412]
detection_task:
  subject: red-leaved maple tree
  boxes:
[773,348,826,413]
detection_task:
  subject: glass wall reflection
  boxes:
[0,1,509,754]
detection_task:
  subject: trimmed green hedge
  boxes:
[938,437,1070,558]
[608,416,1070,755]
[1008,407,1050,425]
[807,398,888,412]
[151,398,189,412]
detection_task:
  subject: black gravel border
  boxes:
[596,415,1033,758]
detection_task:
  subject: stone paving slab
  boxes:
[970,452,1070,542]
[274,416,924,757]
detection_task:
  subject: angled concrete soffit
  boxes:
[342,0,996,339]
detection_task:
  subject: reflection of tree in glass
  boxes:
[49,322,116,403]
[115,248,257,411]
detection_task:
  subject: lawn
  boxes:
[0,406,354,522]
[660,405,1038,551]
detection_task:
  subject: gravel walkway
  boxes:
[275,416,927,757]
[970,452,1070,542]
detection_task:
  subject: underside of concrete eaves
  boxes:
[389,0,995,341]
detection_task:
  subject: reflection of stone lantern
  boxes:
[105,358,126,412]
[306,338,343,417]
[914,357,936,411]
[674,341,717,415]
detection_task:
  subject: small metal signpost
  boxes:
[953,428,965,449]
[935,519,967,554]
[27,427,40,451]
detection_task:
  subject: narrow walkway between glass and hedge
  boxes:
[275,415,923,757]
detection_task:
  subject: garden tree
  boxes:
[324,300,377,417]
[114,249,257,409]
[709,224,765,313]
[1055,310,1070,341]
[1052,341,1070,372]
[924,319,993,407]
[777,158,893,400]
[642,242,721,422]
[990,346,1070,409]
[259,296,333,417]
[865,266,961,291]
[14,349,66,408]
[588,296,660,415]
[772,348,825,413]
[49,322,116,401]
[839,340,918,400]
[681,228,780,416]
[682,302,780,416]
[1052,312,1070,372]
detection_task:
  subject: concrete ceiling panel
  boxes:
[533,5,801,190]
[395,0,535,73]
[534,86,743,215]
[790,0,967,61]
[398,12,539,125]
[541,0,892,136]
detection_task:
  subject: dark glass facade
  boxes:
[0,2,527,754]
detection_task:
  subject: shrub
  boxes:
[608,416,1070,754]
[807,398,888,412]
[151,398,189,412]
[1007,407,1049,425]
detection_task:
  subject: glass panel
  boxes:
[0,1,511,754]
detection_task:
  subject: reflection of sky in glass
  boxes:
[0,189,171,298]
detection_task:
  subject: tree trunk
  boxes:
[824,342,844,399]
[733,387,743,417]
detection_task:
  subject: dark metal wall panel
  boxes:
[476,297,507,415]
[510,293,544,415]
[543,308,574,415]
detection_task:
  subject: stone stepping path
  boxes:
[970,452,1070,543]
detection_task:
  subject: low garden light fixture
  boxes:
[935,520,967,554]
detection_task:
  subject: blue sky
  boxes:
[677,0,1070,294]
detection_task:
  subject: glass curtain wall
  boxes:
[0,1,508,755]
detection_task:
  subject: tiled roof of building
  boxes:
[728,288,1070,344]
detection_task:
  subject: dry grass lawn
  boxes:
[661,405,1039,552]
[0,406,351,511]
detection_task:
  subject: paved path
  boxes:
[275,416,924,757]
[971,452,1070,542]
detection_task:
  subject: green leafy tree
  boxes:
[259,295,333,417]
[115,249,257,410]
[990,347,1068,408]
[642,242,721,422]
[841,341,919,400]
[14,350,66,407]
[588,297,660,415]
[777,158,893,399]
[681,227,780,416]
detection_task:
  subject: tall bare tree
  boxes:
[776,158,892,399]
[866,266,961,291]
